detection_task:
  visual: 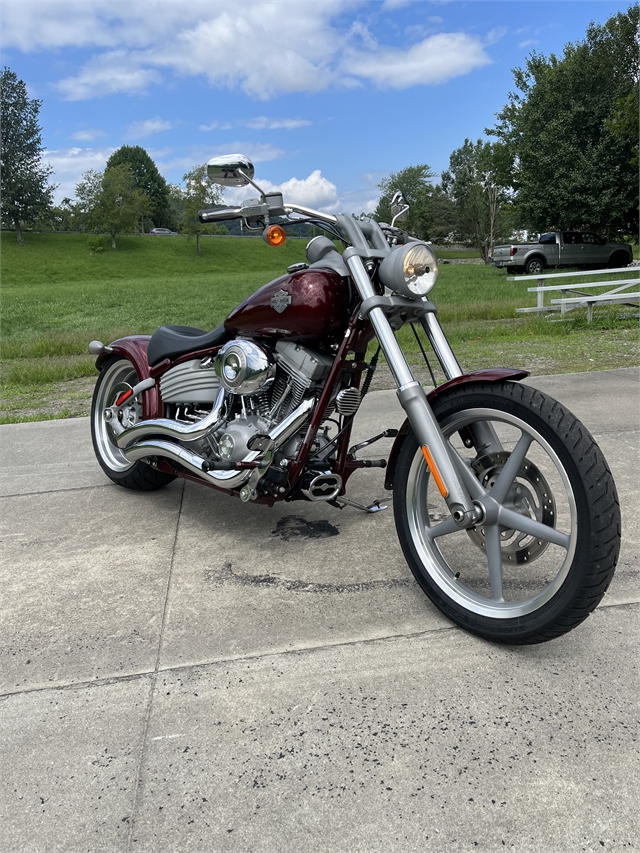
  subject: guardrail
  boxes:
[513,266,640,322]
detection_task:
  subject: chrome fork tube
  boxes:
[420,313,462,380]
[344,251,475,524]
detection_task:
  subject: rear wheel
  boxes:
[91,356,176,490]
[524,257,545,276]
[393,382,620,644]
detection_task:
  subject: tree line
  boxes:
[373,5,638,260]
[1,4,637,256]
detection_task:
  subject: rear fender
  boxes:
[383,369,529,490]
[95,335,160,419]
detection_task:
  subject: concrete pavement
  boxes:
[0,368,638,853]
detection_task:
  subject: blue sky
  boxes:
[2,0,631,213]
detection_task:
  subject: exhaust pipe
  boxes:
[123,397,315,490]
[116,387,226,449]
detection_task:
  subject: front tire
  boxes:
[91,356,176,490]
[393,382,620,644]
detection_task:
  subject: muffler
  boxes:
[116,388,226,448]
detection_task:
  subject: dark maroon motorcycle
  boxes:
[89,154,620,644]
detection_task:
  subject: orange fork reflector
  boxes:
[422,445,449,498]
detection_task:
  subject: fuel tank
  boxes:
[224,268,349,342]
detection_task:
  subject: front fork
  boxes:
[344,251,492,528]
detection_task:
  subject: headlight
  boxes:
[378,242,438,298]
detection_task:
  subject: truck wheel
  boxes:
[609,251,629,269]
[524,257,545,276]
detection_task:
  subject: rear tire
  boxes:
[393,381,620,644]
[91,356,176,491]
[524,257,545,276]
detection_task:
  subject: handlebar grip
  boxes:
[198,207,242,223]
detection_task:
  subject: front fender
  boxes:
[95,335,160,418]
[383,368,529,490]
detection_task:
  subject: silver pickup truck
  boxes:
[492,231,632,275]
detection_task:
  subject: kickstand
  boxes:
[329,497,388,513]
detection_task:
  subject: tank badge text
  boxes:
[271,290,292,314]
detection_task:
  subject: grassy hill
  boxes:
[1,231,637,422]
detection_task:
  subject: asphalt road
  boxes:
[1,368,638,853]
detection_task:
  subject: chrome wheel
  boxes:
[92,359,140,473]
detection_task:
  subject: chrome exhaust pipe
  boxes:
[123,397,315,490]
[116,387,226,449]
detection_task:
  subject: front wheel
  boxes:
[91,356,176,490]
[393,382,620,644]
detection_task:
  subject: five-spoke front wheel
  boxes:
[393,381,619,643]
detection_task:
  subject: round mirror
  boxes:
[207,154,255,187]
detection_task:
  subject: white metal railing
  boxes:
[512,266,640,321]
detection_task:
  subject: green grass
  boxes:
[1,232,638,422]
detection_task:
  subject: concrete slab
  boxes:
[132,605,639,853]
[0,368,637,853]
[0,677,150,853]
[0,483,183,692]
[0,418,108,497]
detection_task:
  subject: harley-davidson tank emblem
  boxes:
[270,289,292,314]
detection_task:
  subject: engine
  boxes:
[160,339,336,466]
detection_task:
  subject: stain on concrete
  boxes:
[271,515,340,541]
[204,561,414,594]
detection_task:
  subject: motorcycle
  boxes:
[89,154,620,645]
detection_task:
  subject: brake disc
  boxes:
[468,451,557,565]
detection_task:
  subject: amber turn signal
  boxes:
[263,224,287,246]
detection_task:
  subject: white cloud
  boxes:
[8,1,498,100]
[55,50,162,100]
[43,146,115,204]
[71,129,106,141]
[126,117,174,139]
[519,40,538,49]
[245,117,313,131]
[342,32,492,88]
[222,170,340,213]
[200,121,234,131]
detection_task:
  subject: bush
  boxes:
[87,235,105,253]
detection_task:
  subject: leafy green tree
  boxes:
[441,139,512,262]
[179,165,225,255]
[105,145,173,230]
[374,164,436,240]
[0,67,56,242]
[489,5,639,236]
[75,164,152,249]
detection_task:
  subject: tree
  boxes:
[105,145,174,230]
[374,164,437,240]
[441,139,512,262]
[0,67,56,242]
[178,165,225,255]
[489,5,639,236]
[75,164,153,249]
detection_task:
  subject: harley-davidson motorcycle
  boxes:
[89,154,620,644]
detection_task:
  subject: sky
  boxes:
[1,0,632,215]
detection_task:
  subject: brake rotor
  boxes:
[468,451,556,565]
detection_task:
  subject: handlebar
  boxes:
[198,206,243,223]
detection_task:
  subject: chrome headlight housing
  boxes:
[378,242,438,298]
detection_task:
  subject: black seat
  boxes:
[147,324,229,366]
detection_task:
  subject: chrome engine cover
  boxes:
[215,340,276,396]
[160,359,221,404]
